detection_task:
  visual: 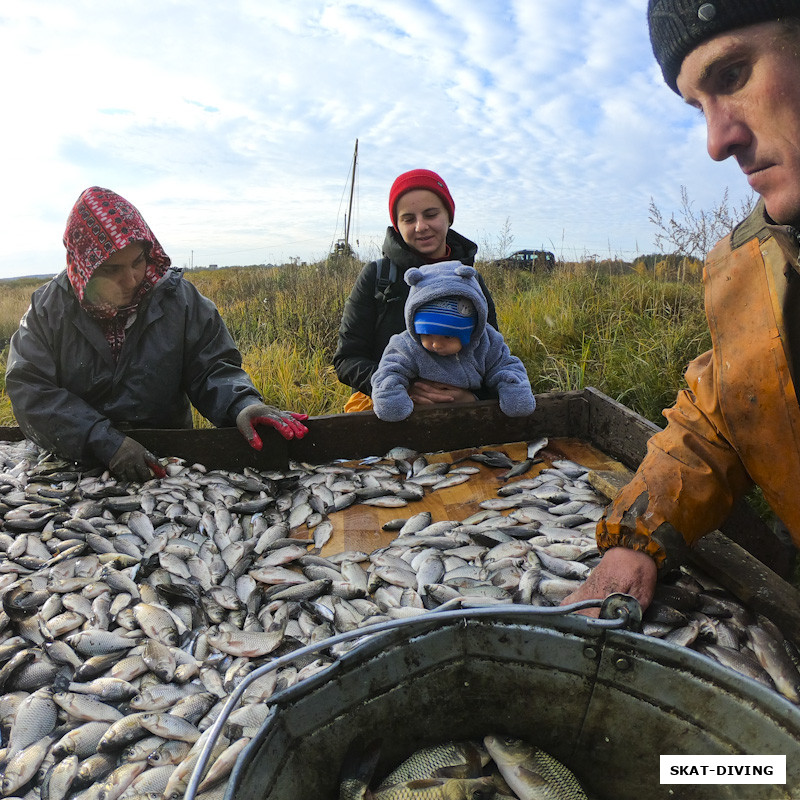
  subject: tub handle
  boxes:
[184,598,638,800]
[599,592,642,631]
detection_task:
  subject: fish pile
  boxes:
[0,435,799,800]
[338,735,590,800]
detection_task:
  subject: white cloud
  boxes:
[0,0,756,279]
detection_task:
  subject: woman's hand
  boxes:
[236,403,309,449]
[408,379,477,406]
[109,436,166,482]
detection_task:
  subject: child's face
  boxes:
[420,334,462,356]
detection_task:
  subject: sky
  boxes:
[0,0,755,280]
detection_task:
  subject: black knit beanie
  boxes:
[648,0,800,93]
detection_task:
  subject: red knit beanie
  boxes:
[388,169,455,229]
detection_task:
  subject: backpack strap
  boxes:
[375,257,397,295]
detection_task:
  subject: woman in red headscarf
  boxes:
[6,187,307,481]
[333,169,498,412]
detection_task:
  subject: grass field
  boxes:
[0,257,710,428]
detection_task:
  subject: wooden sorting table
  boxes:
[2,388,798,638]
[313,437,624,557]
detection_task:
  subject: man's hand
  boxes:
[560,547,658,618]
[109,436,166,482]
[408,379,477,406]
[236,403,309,450]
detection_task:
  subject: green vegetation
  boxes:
[0,277,44,346]
[488,264,708,422]
[0,258,707,428]
[0,277,48,425]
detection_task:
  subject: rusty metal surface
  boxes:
[225,613,800,800]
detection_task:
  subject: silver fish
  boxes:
[483,734,588,800]
[0,435,795,800]
[747,624,800,702]
[527,438,549,459]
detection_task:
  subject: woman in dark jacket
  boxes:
[333,169,498,411]
[6,186,308,481]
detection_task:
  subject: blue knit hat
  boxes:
[414,297,476,345]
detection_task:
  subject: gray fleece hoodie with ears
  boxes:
[370,261,536,422]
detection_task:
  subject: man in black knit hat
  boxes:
[564,1,800,614]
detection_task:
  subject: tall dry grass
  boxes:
[0,278,41,345]
[0,277,44,425]
[0,259,707,431]
[475,261,709,425]
[187,259,360,360]
[492,266,709,419]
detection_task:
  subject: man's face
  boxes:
[677,21,800,227]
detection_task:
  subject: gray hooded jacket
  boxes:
[370,261,535,421]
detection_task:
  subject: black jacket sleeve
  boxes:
[6,289,128,466]
[478,273,499,331]
[333,261,385,395]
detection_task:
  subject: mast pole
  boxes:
[344,139,358,251]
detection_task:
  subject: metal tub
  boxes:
[221,608,800,800]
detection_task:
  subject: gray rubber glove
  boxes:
[109,436,165,482]
[236,403,309,450]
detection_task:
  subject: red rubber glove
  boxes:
[236,403,309,449]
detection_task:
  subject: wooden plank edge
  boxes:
[2,390,593,472]
[690,532,800,644]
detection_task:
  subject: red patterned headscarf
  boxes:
[64,186,171,305]
[64,187,172,360]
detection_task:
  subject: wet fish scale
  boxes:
[372,776,496,799]
[42,753,80,800]
[6,686,58,756]
[54,691,125,723]
[3,734,57,795]
[483,734,588,800]
[50,721,109,760]
[378,741,489,787]
[66,629,139,656]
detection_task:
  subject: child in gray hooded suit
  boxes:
[371,261,536,422]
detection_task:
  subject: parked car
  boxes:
[494,249,555,272]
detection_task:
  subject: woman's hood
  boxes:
[64,186,171,304]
